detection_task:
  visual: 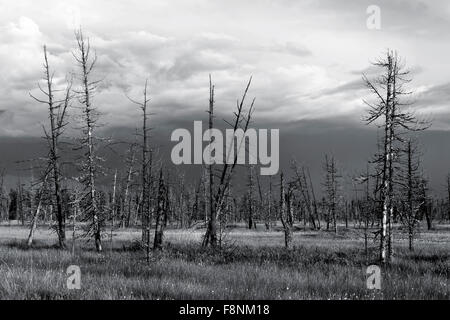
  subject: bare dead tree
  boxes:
[17,178,25,226]
[292,160,319,230]
[363,50,428,264]
[153,169,168,250]
[323,155,340,234]
[73,29,103,252]
[279,172,294,248]
[264,175,273,230]
[29,45,71,248]
[0,169,6,221]
[110,169,118,252]
[207,75,215,236]
[247,165,255,229]
[121,141,137,228]
[362,164,373,258]
[201,168,208,224]
[418,176,432,230]
[307,168,320,230]
[446,174,450,222]
[26,171,50,247]
[255,168,265,229]
[201,75,219,245]
[69,187,82,256]
[127,79,152,262]
[203,77,255,247]
[398,139,423,251]
[352,163,374,260]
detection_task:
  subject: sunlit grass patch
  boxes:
[0,225,448,299]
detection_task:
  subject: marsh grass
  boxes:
[0,225,448,300]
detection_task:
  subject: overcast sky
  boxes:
[1,0,450,194]
[0,0,450,137]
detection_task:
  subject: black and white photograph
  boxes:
[0,0,448,309]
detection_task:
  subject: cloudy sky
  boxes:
[0,0,450,193]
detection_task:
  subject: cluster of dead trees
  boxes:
[0,33,444,265]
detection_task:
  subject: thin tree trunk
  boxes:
[72,197,77,256]
[204,75,217,247]
[154,170,166,250]
[74,30,102,252]
[123,147,135,228]
[27,174,49,247]
[110,170,117,252]
[279,173,293,249]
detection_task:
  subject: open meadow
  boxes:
[0,223,448,300]
[3,0,450,310]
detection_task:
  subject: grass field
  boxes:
[0,223,448,300]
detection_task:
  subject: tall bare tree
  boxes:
[121,141,137,228]
[30,45,71,248]
[363,50,428,264]
[127,80,152,261]
[73,29,103,252]
[203,77,255,247]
